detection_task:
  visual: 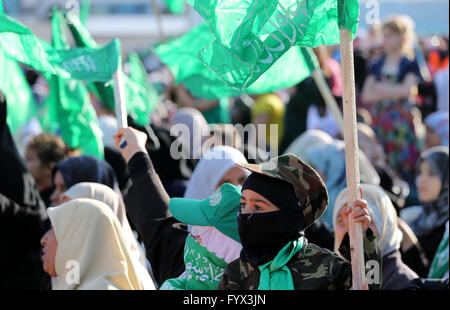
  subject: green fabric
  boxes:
[258,236,305,290]
[169,183,242,243]
[0,13,121,82]
[161,235,228,290]
[66,11,115,110]
[164,0,185,14]
[202,97,230,124]
[127,52,158,125]
[46,7,103,158]
[155,22,317,99]
[80,0,91,25]
[67,11,156,125]
[186,0,359,90]
[428,224,449,279]
[0,50,37,134]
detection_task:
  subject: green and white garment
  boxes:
[428,221,449,279]
[160,235,228,290]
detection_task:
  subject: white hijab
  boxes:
[333,184,403,256]
[48,199,144,290]
[183,145,249,263]
[287,129,380,185]
[62,182,156,290]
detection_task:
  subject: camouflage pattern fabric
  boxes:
[237,153,329,230]
[218,229,382,290]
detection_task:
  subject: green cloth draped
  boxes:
[258,236,306,290]
[161,235,228,290]
[186,0,359,91]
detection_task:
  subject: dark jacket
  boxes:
[219,229,382,290]
[124,152,187,287]
[0,95,50,289]
[381,249,419,290]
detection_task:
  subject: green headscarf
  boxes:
[160,235,228,290]
[258,236,306,290]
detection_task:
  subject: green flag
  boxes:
[164,0,185,14]
[0,13,121,82]
[67,11,156,125]
[46,8,104,158]
[0,49,37,134]
[66,12,116,110]
[186,0,359,90]
[155,22,317,99]
[127,52,158,126]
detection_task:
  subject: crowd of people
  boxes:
[1,14,448,290]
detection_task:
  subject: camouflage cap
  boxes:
[237,153,329,229]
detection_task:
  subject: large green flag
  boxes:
[186,0,359,90]
[46,8,103,158]
[0,13,121,82]
[0,49,37,134]
[155,22,317,99]
[127,52,158,126]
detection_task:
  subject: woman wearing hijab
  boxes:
[113,127,248,287]
[60,182,156,290]
[218,154,381,290]
[400,146,449,262]
[424,111,449,149]
[303,139,380,229]
[334,184,419,290]
[41,199,144,290]
[50,155,118,206]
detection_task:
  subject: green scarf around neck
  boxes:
[428,222,449,279]
[257,236,306,290]
[160,235,228,290]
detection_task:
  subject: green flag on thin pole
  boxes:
[46,7,104,158]
[67,11,155,125]
[186,0,359,91]
[0,13,121,82]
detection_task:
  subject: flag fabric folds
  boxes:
[185,0,359,90]
[155,22,318,99]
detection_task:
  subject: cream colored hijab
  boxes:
[47,199,143,290]
[333,184,403,256]
[62,182,155,290]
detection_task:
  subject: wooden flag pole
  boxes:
[339,28,367,290]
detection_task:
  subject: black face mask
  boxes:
[237,209,303,267]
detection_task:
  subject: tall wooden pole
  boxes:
[339,27,367,290]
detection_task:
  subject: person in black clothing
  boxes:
[113,126,187,286]
[0,91,50,289]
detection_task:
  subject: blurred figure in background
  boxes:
[401,146,449,263]
[50,155,118,206]
[361,16,423,188]
[423,111,449,149]
[24,133,67,208]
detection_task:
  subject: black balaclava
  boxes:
[238,172,305,267]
